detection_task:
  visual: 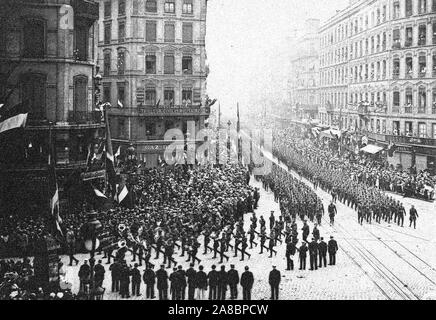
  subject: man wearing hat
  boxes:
[207,265,219,300]
[328,236,339,266]
[94,260,106,289]
[240,266,254,300]
[268,266,281,300]
[186,263,197,300]
[156,264,168,300]
[143,264,156,299]
[227,264,240,300]
[217,265,228,300]
[131,263,142,297]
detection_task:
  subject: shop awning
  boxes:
[360,144,384,154]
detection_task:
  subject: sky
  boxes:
[205,0,349,117]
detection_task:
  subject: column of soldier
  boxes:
[272,128,419,228]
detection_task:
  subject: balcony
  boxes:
[363,131,436,147]
[109,105,211,117]
[72,0,99,22]
[68,111,102,124]
[404,106,413,113]
[392,42,401,50]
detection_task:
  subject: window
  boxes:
[393,91,400,111]
[182,56,192,74]
[145,54,156,74]
[405,56,413,79]
[146,0,157,12]
[164,54,174,74]
[418,123,427,137]
[21,73,46,121]
[405,88,413,110]
[104,22,111,44]
[393,1,400,19]
[103,52,111,76]
[182,23,193,43]
[164,88,174,106]
[419,25,426,45]
[117,83,125,108]
[164,23,175,42]
[164,0,175,13]
[183,0,193,14]
[418,86,427,113]
[406,0,413,17]
[118,119,125,138]
[73,76,88,114]
[182,89,192,105]
[117,51,125,75]
[433,0,436,12]
[103,83,111,103]
[419,0,427,13]
[382,5,387,21]
[118,0,125,16]
[118,22,125,43]
[104,1,111,18]
[23,19,44,58]
[132,0,139,14]
[145,88,156,106]
[419,54,427,77]
[75,22,88,61]
[405,27,413,47]
[382,60,386,78]
[146,21,157,42]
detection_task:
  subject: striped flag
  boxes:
[0,101,29,134]
[117,99,124,108]
[93,187,107,199]
[48,137,63,237]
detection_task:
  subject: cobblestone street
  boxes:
[61,152,436,300]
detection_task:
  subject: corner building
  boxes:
[319,0,436,172]
[97,0,209,167]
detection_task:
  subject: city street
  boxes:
[61,151,436,300]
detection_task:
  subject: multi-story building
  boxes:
[289,19,321,121]
[319,0,436,172]
[97,0,209,167]
[0,0,104,215]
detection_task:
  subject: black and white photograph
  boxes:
[0,0,436,308]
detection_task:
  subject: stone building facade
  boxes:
[0,0,104,215]
[97,0,209,167]
[318,0,436,172]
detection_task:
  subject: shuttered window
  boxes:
[146,21,157,42]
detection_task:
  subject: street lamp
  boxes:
[81,210,102,300]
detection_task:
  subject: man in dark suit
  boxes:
[318,237,328,268]
[94,260,105,289]
[208,265,219,300]
[217,265,228,300]
[186,263,197,300]
[268,266,281,300]
[298,242,308,270]
[309,238,318,271]
[285,241,296,271]
[328,236,339,265]
[109,259,121,292]
[143,265,156,299]
[227,264,239,300]
[240,266,254,300]
[131,263,142,297]
[156,264,168,300]
[177,265,187,300]
[195,265,208,300]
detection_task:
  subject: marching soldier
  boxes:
[409,205,418,229]
[328,201,337,225]
[212,233,219,259]
[312,224,320,242]
[397,202,406,227]
[240,235,248,261]
[248,225,256,249]
[203,228,211,255]
[302,221,310,243]
[269,211,275,230]
[219,233,226,264]
[259,215,266,231]
[250,212,258,229]
[259,226,267,254]
[268,230,275,258]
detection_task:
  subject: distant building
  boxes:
[97,0,210,167]
[0,0,104,215]
[319,0,436,172]
[289,19,321,121]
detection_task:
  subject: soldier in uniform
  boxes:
[298,242,308,270]
[227,264,239,300]
[397,202,406,227]
[268,266,281,300]
[328,236,338,265]
[143,264,156,299]
[169,267,178,300]
[312,224,320,242]
[164,237,174,269]
[269,211,275,230]
[240,266,254,300]
[285,240,296,271]
[248,225,256,249]
[251,212,258,230]
[155,231,163,259]
[328,202,337,226]
[203,228,211,255]
[240,235,248,261]
[357,205,364,225]
[219,233,226,264]
[302,221,310,243]
[212,233,219,259]
[259,215,266,231]
[318,237,327,268]
[259,226,267,254]
[208,265,219,300]
[131,263,142,297]
[409,205,418,229]
[308,238,318,271]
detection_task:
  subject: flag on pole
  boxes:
[117,185,129,204]
[117,99,124,108]
[103,105,117,197]
[115,146,121,158]
[48,129,63,237]
[155,99,161,108]
[0,101,29,134]
[93,187,108,199]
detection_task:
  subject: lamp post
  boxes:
[81,210,102,300]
